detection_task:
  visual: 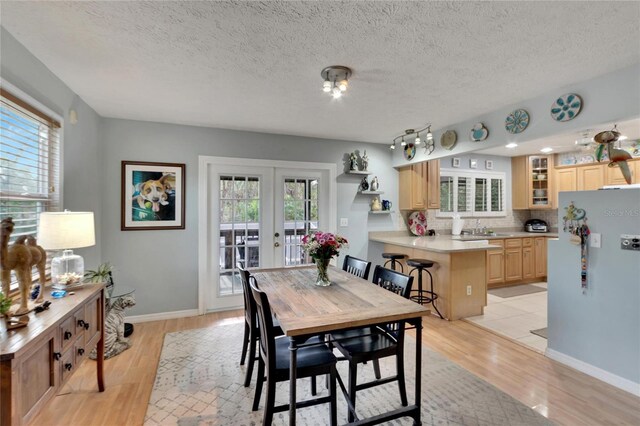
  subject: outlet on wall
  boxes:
[590,233,601,248]
[340,218,348,227]
[466,285,472,296]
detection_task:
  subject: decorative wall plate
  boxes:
[408,211,427,236]
[505,109,530,134]
[403,143,416,160]
[470,123,489,141]
[440,130,457,150]
[551,93,582,122]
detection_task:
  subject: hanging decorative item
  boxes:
[403,143,416,160]
[470,123,489,141]
[594,125,633,184]
[550,93,582,122]
[440,130,457,150]
[408,211,427,236]
[562,201,591,292]
[505,109,530,134]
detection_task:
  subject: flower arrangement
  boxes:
[301,231,348,286]
[301,231,348,260]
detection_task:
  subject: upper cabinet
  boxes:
[512,155,555,210]
[398,160,440,210]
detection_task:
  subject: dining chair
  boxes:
[331,265,414,422]
[250,277,338,426]
[238,264,283,387]
[342,255,372,280]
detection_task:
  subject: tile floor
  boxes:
[464,283,548,353]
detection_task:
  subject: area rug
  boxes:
[144,325,553,426]
[488,284,547,299]
[530,328,548,339]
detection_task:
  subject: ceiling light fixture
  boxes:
[393,125,435,154]
[390,141,396,150]
[540,147,553,153]
[321,66,352,99]
[505,142,518,148]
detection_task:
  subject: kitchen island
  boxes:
[369,231,502,320]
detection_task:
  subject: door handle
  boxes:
[274,242,280,247]
[274,232,280,238]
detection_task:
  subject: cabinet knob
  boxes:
[77,348,85,356]
[64,363,73,371]
[83,322,90,330]
[64,331,73,340]
[77,319,86,328]
[53,352,62,360]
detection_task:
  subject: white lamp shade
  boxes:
[37,211,96,250]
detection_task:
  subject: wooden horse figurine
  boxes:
[1,217,47,316]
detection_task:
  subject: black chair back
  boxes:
[238,264,256,328]
[371,265,413,298]
[371,265,414,340]
[342,255,372,280]
[249,276,277,372]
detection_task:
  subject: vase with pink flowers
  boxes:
[301,231,348,286]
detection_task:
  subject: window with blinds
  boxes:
[437,169,505,217]
[0,88,61,291]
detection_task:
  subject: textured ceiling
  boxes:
[1,1,639,144]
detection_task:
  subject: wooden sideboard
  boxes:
[0,285,105,426]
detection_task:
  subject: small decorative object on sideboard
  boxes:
[370,176,379,191]
[84,262,115,295]
[361,150,369,171]
[360,176,369,191]
[1,217,46,316]
[349,152,358,171]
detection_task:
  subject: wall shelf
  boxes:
[359,190,384,195]
[369,210,394,214]
[346,170,372,175]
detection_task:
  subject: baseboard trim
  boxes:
[545,348,640,397]
[125,309,199,324]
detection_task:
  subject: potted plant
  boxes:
[0,293,12,318]
[84,262,115,295]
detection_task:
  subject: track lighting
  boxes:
[392,124,435,155]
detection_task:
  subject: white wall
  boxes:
[1,27,103,266]
[100,118,398,315]
[393,63,640,167]
[547,190,640,394]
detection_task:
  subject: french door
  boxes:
[199,158,334,312]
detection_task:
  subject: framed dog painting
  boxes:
[121,161,185,230]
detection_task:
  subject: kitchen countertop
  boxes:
[369,230,558,253]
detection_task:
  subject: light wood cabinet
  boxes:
[577,164,605,190]
[504,239,523,282]
[398,163,425,210]
[486,240,505,285]
[512,155,554,209]
[1,286,105,426]
[398,159,440,210]
[554,167,577,207]
[487,237,547,288]
[534,237,547,278]
[605,159,640,185]
[426,160,440,209]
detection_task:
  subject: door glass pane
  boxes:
[283,178,317,266]
[219,175,260,296]
[458,177,471,212]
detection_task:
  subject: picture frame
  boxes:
[452,157,461,168]
[486,160,494,170]
[470,159,478,169]
[121,161,186,230]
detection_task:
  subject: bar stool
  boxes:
[382,253,407,273]
[406,258,444,319]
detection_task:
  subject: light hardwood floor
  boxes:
[28,311,640,426]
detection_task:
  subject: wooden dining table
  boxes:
[252,265,431,425]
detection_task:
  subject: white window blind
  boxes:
[437,169,506,218]
[0,88,61,290]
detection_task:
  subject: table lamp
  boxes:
[38,211,95,287]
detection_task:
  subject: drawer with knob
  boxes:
[60,349,75,383]
[59,316,77,352]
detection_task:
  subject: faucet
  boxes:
[474,219,481,234]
